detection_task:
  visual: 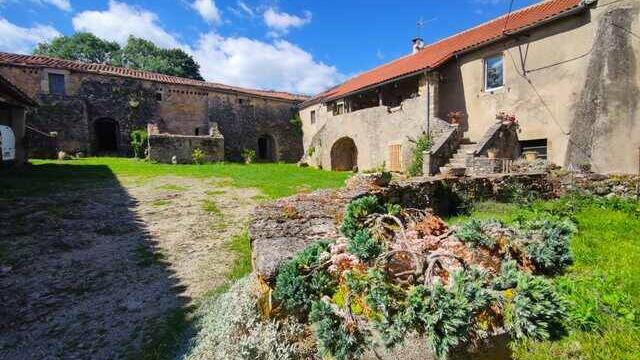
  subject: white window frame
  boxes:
[484,54,504,92]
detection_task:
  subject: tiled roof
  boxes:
[304,0,585,106]
[0,52,308,102]
[0,73,37,107]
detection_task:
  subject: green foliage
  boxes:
[273,240,336,314]
[340,195,383,239]
[455,219,496,248]
[519,219,575,275]
[34,32,120,64]
[504,271,566,340]
[408,132,432,176]
[34,34,203,80]
[346,229,383,262]
[289,113,302,133]
[500,181,541,204]
[130,129,148,159]
[192,148,205,165]
[385,203,402,216]
[492,260,520,291]
[241,149,256,164]
[310,300,368,360]
[114,36,203,80]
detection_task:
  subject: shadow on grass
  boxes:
[0,163,191,360]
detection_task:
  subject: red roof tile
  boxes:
[305,0,584,106]
[0,52,308,102]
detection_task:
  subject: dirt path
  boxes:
[0,176,258,360]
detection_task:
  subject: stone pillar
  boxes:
[427,72,439,121]
[11,107,26,166]
[422,150,433,176]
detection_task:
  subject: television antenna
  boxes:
[416,17,437,39]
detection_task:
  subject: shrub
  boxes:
[455,219,496,248]
[184,276,303,360]
[519,219,575,275]
[408,132,432,177]
[346,229,383,262]
[503,271,566,340]
[242,148,256,164]
[310,300,368,360]
[192,148,205,164]
[340,195,383,239]
[273,240,336,314]
[130,129,148,159]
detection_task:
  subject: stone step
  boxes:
[449,161,468,168]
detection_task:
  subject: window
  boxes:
[484,54,504,91]
[155,91,163,101]
[310,110,316,124]
[333,102,344,116]
[48,73,65,95]
[520,139,547,159]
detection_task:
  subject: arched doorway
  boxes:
[94,118,119,153]
[331,137,358,171]
[257,134,276,161]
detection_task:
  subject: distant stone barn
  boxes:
[0,53,307,163]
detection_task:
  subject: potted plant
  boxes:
[487,148,498,159]
[496,111,517,124]
[523,151,538,162]
[446,111,464,125]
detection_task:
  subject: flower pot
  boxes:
[524,151,538,162]
[487,150,498,159]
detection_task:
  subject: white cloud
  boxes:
[69,1,340,94]
[193,33,342,94]
[236,1,254,17]
[263,8,311,35]
[42,0,71,11]
[72,0,181,48]
[191,0,221,25]
[0,17,61,54]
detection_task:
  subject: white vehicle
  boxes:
[0,125,16,165]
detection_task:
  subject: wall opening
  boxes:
[94,118,119,153]
[331,137,358,171]
[257,134,276,161]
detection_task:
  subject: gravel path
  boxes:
[0,176,257,360]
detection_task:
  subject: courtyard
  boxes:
[0,159,638,360]
[0,158,349,359]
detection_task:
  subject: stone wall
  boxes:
[0,64,303,161]
[423,125,461,175]
[250,172,555,282]
[148,134,224,164]
[210,96,303,162]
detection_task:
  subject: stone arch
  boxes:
[331,137,358,171]
[94,118,119,153]
[257,133,276,161]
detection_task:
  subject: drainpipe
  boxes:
[425,70,430,135]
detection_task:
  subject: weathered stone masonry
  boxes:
[0,53,306,162]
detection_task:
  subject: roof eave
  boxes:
[300,0,589,110]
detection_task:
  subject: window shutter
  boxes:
[389,144,402,172]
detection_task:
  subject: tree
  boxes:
[33,32,120,64]
[33,34,204,81]
[114,36,203,80]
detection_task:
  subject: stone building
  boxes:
[299,0,640,175]
[0,73,37,166]
[0,53,306,163]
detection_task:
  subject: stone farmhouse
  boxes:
[0,53,307,163]
[299,0,640,175]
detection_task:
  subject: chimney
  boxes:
[412,37,424,54]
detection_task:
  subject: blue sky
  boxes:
[0,0,540,94]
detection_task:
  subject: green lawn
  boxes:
[449,200,640,360]
[0,157,351,199]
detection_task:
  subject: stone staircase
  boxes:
[439,140,477,175]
